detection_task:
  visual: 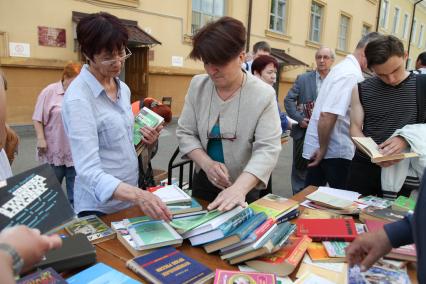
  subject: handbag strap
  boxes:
[416,74,426,123]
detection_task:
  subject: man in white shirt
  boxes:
[415,52,426,74]
[302,32,379,189]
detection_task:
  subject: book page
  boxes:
[353,137,382,158]
[317,187,361,201]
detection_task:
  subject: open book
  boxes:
[352,137,418,163]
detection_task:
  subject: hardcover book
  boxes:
[352,136,418,163]
[296,218,358,241]
[189,207,254,246]
[204,212,267,253]
[67,262,140,284]
[133,106,164,149]
[0,164,75,233]
[213,269,276,284]
[17,267,66,284]
[36,234,96,272]
[249,193,299,219]
[128,219,183,250]
[126,246,214,284]
[65,215,116,244]
[245,235,312,277]
[111,220,150,257]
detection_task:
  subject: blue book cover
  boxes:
[126,246,214,284]
[67,263,141,284]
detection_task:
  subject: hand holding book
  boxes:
[377,136,409,167]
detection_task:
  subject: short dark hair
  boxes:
[189,17,246,66]
[365,35,404,68]
[253,41,271,54]
[77,12,128,60]
[251,55,278,75]
[356,32,380,49]
[416,52,426,66]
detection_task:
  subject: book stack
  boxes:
[133,106,164,155]
[303,187,361,215]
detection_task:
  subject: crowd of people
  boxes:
[0,12,425,282]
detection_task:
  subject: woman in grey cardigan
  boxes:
[176,17,282,212]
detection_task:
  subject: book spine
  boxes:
[247,218,275,241]
[286,236,312,266]
[270,222,292,246]
[218,208,254,236]
[234,213,267,240]
[276,210,300,224]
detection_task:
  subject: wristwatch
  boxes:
[0,243,24,276]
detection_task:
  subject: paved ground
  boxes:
[11,120,294,198]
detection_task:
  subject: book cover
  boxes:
[128,219,183,250]
[249,194,299,219]
[360,206,406,223]
[307,242,344,262]
[126,246,214,284]
[392,196,416,212]
[348,264,410,284]
[65,215,115,244]
[306,191,355,210]
[36,234,96,273]
[0,164,75,234]
[296,218,358,241]
[17,267,66,284]
[245,235,311,277]
[276,208,300,224]
[322,241,348,258]
[189,207,254,246]
[204,212,267,253]
[358,196,392,209]
[148,184,191,205]
[296,256,348,284]
[352,136,418,163]
[213,269,276,284]
[170,209,223,235]
[133,107,164,147]
[299,208,350,219]
[67,262,140,284]
[169,198,203,215]
[111,221,150,257]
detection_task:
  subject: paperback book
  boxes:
[213,269,276,284]
[391,196,416,212]
[359,206,406,223]
[65,214,115,244]
[170,209,223,235]
[17,267,66,284]
[111,220,149,257]
[126,246,214,284]
[133,106,164,152]
[148,184,191,205]
[249,193,299,219]
[68,262,140,284]
[348,264,410,284]
[307,242,345,263]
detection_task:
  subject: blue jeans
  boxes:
[51,164,76,206]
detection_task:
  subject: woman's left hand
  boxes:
[141,125,163,145]
[207,185,248,212]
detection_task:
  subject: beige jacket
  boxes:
[177,72,282,189]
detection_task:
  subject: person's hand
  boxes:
[346,229,392,272]
[207,185,248,212]
[140,125,163,145]
[299,118,309,128]
[307,148,325,167]
[376,159,403,168]
[0,225,62,272]
[203,160,232,190]
[137,190,172,222]
[36,138,47,154]
[378,136,408,156]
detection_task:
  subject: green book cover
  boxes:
[392,196,416,212]
[170,210,222,234]
[128,220,182,249]
[133,107,164,146]
[65,215,115,243]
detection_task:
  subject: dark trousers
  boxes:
[192,170,260,203]
[305,158,351,189]
[51,164,76,206]
[78,211,106,218]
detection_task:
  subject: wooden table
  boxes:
[96,186,418,283]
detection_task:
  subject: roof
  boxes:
[271,48,308,67]
[72,11,161,46]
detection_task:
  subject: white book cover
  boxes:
[182,206,244,239]
[150,184,191,204]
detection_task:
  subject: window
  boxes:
[418,24,424,48]
[338,15,350,51]
[407,58,412,70]
[309,2,323,43]
[402,13,409,39]
[391,7,400,34]
[379,0,389,29]
[191,0,225,34]
[411,19,417,44]
[269,0,287,34]
[362,24,371,37]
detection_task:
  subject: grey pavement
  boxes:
[11,120,293,198]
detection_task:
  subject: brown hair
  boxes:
[189,17,246,66]
[62,62,82,81]
[365,35,405,68]
[251,55,278,75]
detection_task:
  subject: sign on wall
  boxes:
[38,26,66,47]
[9,42,30,57]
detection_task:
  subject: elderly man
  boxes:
[285,47,334,194]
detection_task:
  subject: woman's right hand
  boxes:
[137,190,172,222]
[36,138,47,154]
[203,160,232,189]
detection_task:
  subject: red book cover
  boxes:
[213,269,276,284]
[296,218,358,241]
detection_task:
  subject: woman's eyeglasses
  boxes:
[99,47,132,66]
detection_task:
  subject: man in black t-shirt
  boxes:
[349,35,423,197]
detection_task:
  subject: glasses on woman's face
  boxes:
[99,47,132,66]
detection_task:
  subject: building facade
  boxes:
[0,0,378,124]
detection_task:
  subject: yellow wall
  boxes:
[0,0,379,124]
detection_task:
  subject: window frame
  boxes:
[418,24,424,48]
[362,23,372,37]
[391,6,400,35]
[411,18,417,44]
[402,13,410,40]
[188,0,228,36]
[379,0,390,29]
[269,0,288,34]
[337,13,351,52]
[309,1,324,43]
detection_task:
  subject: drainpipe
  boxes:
[375,0,382,31]
[246,0,253,52]
[407,0,424,68]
